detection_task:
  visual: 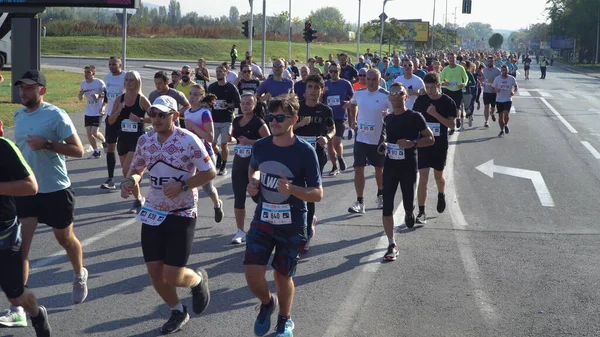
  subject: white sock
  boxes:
[388,237,396,246]
[76,270,85,278]
[191,274,201,288]
[170,302,184,312]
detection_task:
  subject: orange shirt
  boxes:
[353,82,366,91]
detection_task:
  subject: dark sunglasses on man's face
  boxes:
[181,71,190,75]
[148,111,175,119]
[329,70,339,73]
[242,70,252,73]
[266,114,293,123]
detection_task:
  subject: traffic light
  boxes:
[303,22,317,43]
[462,0,472,14]
[242,20,249,38]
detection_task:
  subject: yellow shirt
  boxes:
[176,81,196,100]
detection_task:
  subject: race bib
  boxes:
[261,202,292,225]
[297,135,317,149]
[358,120,375,134]
[136,205,168,227]
[327,95,341,106]
[449,81,458,87]
[428,122,441,137]
[107,92,120,100]
[387,143,405,160]
[121,120,139,133]
[216,100,227,109]
[234,144,252,158]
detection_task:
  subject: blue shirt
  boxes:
[257,77,294,98]
[14,102,77,193]
[294,81,306,101]
[250,136,321,227]
[324,79,354,120]
[385,65,404,89]
[414,69,427,79]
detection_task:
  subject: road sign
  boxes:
[475,160,555,207]
[115,13,132,26]
[379,12,388,21]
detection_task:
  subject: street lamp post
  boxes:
[262,0,266,71]
[379,0,394,55]
[432,0,436,50]
[249,0,254,54]
[288,0,292,62]
[357,0,362,61]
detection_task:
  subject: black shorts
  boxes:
[443,89,463,108]
[483,92,497,108]
[117,136,140,157]
[84,115,102,128]
[334,119,346,138]
[141,215,196,267]
[496,101,512,113]
[417,144,449,172]
[353,140,384,168]
[0,246,24,299]
[16,187,75,230]
[105,118,119,144]
[524,65,530,70]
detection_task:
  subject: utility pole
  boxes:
[262,0,266,71]
[122,8,127,70]
[432,0,436,50]
[357,0,361,60]
[596,6,599,64]
[249,0,254,54]
[288,0,291,62]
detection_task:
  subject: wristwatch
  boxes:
[180,180,189,192]
[325,134,332,141]
[44,139,53,150]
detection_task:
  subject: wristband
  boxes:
[121,177,135,188]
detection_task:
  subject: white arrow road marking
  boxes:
[539,98,578,134]
[475,159,555,207]
[588,108,600,114]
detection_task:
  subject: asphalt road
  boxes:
[2,62,600,337]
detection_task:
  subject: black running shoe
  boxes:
[214,200,224,223]
[216,152,222,169]
[191,268,210,314]
[456,118,462,129]
[160,306,189,335]
[504,125,510,134]
[491,113,496,122]
[31,305,51,337]
[437,193,446,213]
[383,244,399,262]
[338,157,347,171]
[416,212,427,224]
[405,213,415,229]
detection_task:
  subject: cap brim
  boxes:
[14,79,39,86]
[149,105,173,113]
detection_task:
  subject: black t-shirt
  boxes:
[340,64,358,82]
[296,102,334,151]
[413,93,457,145]
[232,115,266,142]
[237,79,261,95]
[0,137,31,225]
[207,82,242,123]
[291,66,299,79]
[116,94,146,142]
[384,110,427,165]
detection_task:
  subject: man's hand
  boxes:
[277,173,293,196]
[397,139,415,149]
[247,179,260,197]
[163,181,183,199]
[316,136,328,146]
[25,135,47,151]
[427,104,438,116]
[121,180,135,199]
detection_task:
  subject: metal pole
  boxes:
[357,0,361,61]
[249,0,254,54]
[288,0,292,62]
[596,7,599,64]
[262,0,266,71]
[379,0,386,55]
[445,0,448,26]
[122,8,127,70]
[306,43,310,64]
[432,0,436,50]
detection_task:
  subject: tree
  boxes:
[464,22,493,41]
[229,6,239,24]
[270,11,289,33]
[167,0,181,27]
[306,7,347,36]
[489,33,504,50]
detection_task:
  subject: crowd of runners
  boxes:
[0,48,531,336]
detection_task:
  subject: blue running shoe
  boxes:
[254,296,278,336]
[274,316,294,337]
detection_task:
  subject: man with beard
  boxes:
[257,59,294,103]
[176,65,196,128]
[338,53,359,83]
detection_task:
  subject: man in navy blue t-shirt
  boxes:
[244,93,323,337]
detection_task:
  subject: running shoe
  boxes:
[100,178,116,190]
[459,124,465,132]
[161,306,189,335]
[0,306,27,327]
[383,244,399,262]
[254,296,278,336]
[31,305,51,337]
[416,212,427,224]
[504,125,510,134]
[437,193,446,213]
[491,113,496,122]
[87,151,100,159]
[376,195,384,209]
[329,167,339,176]
[218,167,227,176]
[274,316,295,337]
[231,229,247,244]
[448,129,455,136]
[338,157,347,171]
[348,201,365,214]
[191,268,210,314]
[73,268,89,304]
[347,129,353,140]
[214,200,224,223]
[129,198,144,214]
[484,122,490,128]
[498,131,505,138]
[405,213,415,229]
[456,118,462,129]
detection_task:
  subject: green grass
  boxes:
[0,69,84,127]
[41,36,384,62]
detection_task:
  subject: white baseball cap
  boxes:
[150,96,178,113]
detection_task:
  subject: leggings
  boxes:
[307,148,327,236]
[232,156,251,209]
[382,161,417,217]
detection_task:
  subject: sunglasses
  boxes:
[266,114,294,123]
[389,91,406,96]
[358,74,366,77]
[148,111,175,119]
[273,64,284,68]
[242,70,252,73]
[181,71,190,75]
[329,70,339,73]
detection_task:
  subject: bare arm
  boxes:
[288,184,323,203]
[0,174,38,197]
[53,133,85,158]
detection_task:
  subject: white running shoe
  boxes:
[0,306,27,327]
[73,267,89,304]
[231,229,246,244]
[348,201,366,214]
[376,195,384,209]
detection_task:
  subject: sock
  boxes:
[75,270,85,278]
[357,197,364,204]
[331,164,338,171]
[337,156,344,162]
[107,152,116,179]
[377,189,383,197]
[264,296,274,307]
[438,192,445,198]
[220,159,227,171]
[388,237,396,246]
[191,273,202,288]
[170,302,184,312]
[278,315,290,321]
[419,206,425,214]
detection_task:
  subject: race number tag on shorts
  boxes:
[358,120,375,134]
[234,145,252,158]
[428,122,441,137]
[327,95,341,106]
[297,135,317,149]
[216,100,227,109]
[261,202,292,225]
[387,143,405,160]
[136,205,168,227]
[121,120,138,133]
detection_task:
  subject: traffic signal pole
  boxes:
[249,0,254,53]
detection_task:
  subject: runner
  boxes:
[483,56,501,127]
[384,55,403,89]
[347,69,392,214]
[381,83,434,261]
[0,137,52,336]
[176,65,197,128]
[169,70,181,89]
[324,62,354,176]
[294,75,335,251]
[148,71,191,115]
[461,60,477,129]
[339,53,359,83]
[235,64,261,95]
[100,56,126,190]
[413,72,457,224]
[121,95,213,335]
[353,68,368,91]
[108,71,152,214]
[230,93,270,244]
[6,70,88,327]
[492,64,518,137]
[257,59,294,102]
[393,59,425,110]
[195,58,210,91]
[78,65,107,159]
[183,85,225,222]
[245,93,322,337]
[523,54,532,80]
[439,53,468,135]
[293,66,309,101]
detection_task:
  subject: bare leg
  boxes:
[273,271,294,317]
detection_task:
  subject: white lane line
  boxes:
[581,141,600,159]
[539,98,578,134]
[510,105,516,114]
[518,90,531,97]
[561,93,576,99]
[446,132,499,322]
[585,95,598,101]
[539,91,552,97]
[30,174,231,270]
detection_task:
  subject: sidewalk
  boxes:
[553,61,600,79]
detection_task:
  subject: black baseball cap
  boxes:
[14,70,47,87]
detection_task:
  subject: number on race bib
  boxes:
[121,120,139,133]
[234,145,252,158]
[297,136,317,149]
[261,203,292,225]
[386,143,405,160]
[327,95,341,106]
[136,205,168,227]
[428,122,441,137]
[358,121,375,134]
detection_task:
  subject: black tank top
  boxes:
[117,94,145,140]
[232,115,265,142]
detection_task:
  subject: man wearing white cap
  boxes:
[355,55,367,71]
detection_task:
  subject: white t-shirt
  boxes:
[226,72,238,84]
[80,78,106,117]
[350,88,393,145]
[394,75,425,110]
[492,75,517,103]
[251,64,263,80]
[104,72,126,116]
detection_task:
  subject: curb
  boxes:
[554,63,600,79]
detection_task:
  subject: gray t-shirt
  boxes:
[148,88,189,107]
[483,67,501,93]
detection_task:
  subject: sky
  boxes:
[145,0,549,31]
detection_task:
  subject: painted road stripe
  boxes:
[539,98,578,134]
[518,90,531,97]
[581,141,600,159]
[539,91,552,97]
[561,93,576,99]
